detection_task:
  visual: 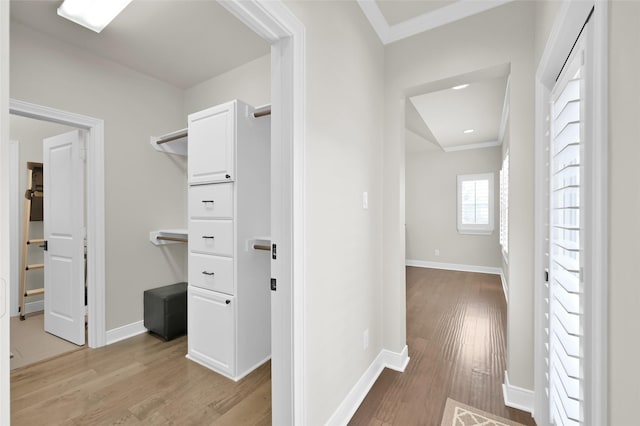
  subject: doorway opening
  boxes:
[9,100,106,353]
[9,114,87,369]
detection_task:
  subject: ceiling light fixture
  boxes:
[463,129,475,134]
[452,84,469,90]
[57,0,133,33]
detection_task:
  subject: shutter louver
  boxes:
[549,62,583,426]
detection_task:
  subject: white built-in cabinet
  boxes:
[186,100,271,381]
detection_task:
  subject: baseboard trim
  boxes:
[106,320,147,345]
[502,370,534,414]
[406,259,502,275]
[326,345,410,426]
[24,300,44,315]
[499,271,509,304]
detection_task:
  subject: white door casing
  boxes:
[43,130,86,346]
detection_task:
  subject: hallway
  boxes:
[350,267,535,425]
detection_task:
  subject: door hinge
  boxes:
[40,240,48,251]
[272,243,277,260]
[544,269,549,283]
[270,278,277,291]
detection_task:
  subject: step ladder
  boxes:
[19,162,45,321]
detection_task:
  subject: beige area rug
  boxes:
[10,312,84,370]
[441,398,527,426]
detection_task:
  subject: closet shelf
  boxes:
[150,229,188,246]
[150,128,187,156]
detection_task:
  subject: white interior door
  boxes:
[43,130,85,346]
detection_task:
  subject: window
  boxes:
[457,173,494,235]
[500,154,509,255]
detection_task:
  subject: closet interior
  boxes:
[150,99,272,381]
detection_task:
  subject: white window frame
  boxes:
[457,172,494,235]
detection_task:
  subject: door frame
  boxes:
[217,2,306,423]
[534,1,608,424]
[9,99,106,350]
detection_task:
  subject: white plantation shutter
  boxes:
[548,43,584,426]
[457,173,494,234]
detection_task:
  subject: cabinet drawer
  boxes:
[189,220,234,257]
[189,183,233,219]
[189,253,234,295]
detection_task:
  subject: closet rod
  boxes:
[157,235,188,243]
[253,109,271,118]
[253,244,271,251]
[156,130,188,145]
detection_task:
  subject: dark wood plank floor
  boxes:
[11,334,271,425]
[349,267,536,426]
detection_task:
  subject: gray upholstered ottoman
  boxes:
[143,282,187,340]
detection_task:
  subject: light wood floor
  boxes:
[10,334,271,425]
[349,267,536,425]
[12,267,535,425]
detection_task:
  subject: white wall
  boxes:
[9,115,76,311]
[184,54,270,116]
[608,2,640,423]
[405,145,502,268]
[10,23,188,330]
[283,1,385,424]
[384,1,535,390]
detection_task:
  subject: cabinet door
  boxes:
[188,287,235,376]
[188,102,235,184]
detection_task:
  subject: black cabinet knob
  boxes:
[225,174,231,179]
[225,300,231,305]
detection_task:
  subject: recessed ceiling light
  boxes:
[463,129,475,134]
[452,84,469,90]
[58,0,133,33]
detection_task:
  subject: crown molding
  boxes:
[358,0,515,45]
[442,139,501,152]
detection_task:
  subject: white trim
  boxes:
[217,2,305,424]
[498,77,510,144]
[583,4,608,425]
[499,271,508,304]
[9,99,107,350]
[442,140,501,152]
[502,370,534,414]
[406,259,502,275]
[9,140,19,317]
[106,320,147,345]
[357,0,514,45]
[0,2,9,423]
[23,300,44,315]
[326,346,410,426]
[533,2,608,425]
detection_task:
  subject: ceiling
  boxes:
[376,0,459,26]
[361,1,512,153]
[10,0,270,89]
[10,1,510,153]
[409,75,508,151]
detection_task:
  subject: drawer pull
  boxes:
[225,300,231,305]
[202,271,215,276]
[202,236,215,239]
[201,200,214,204]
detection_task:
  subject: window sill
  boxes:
[457,229,494,236]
